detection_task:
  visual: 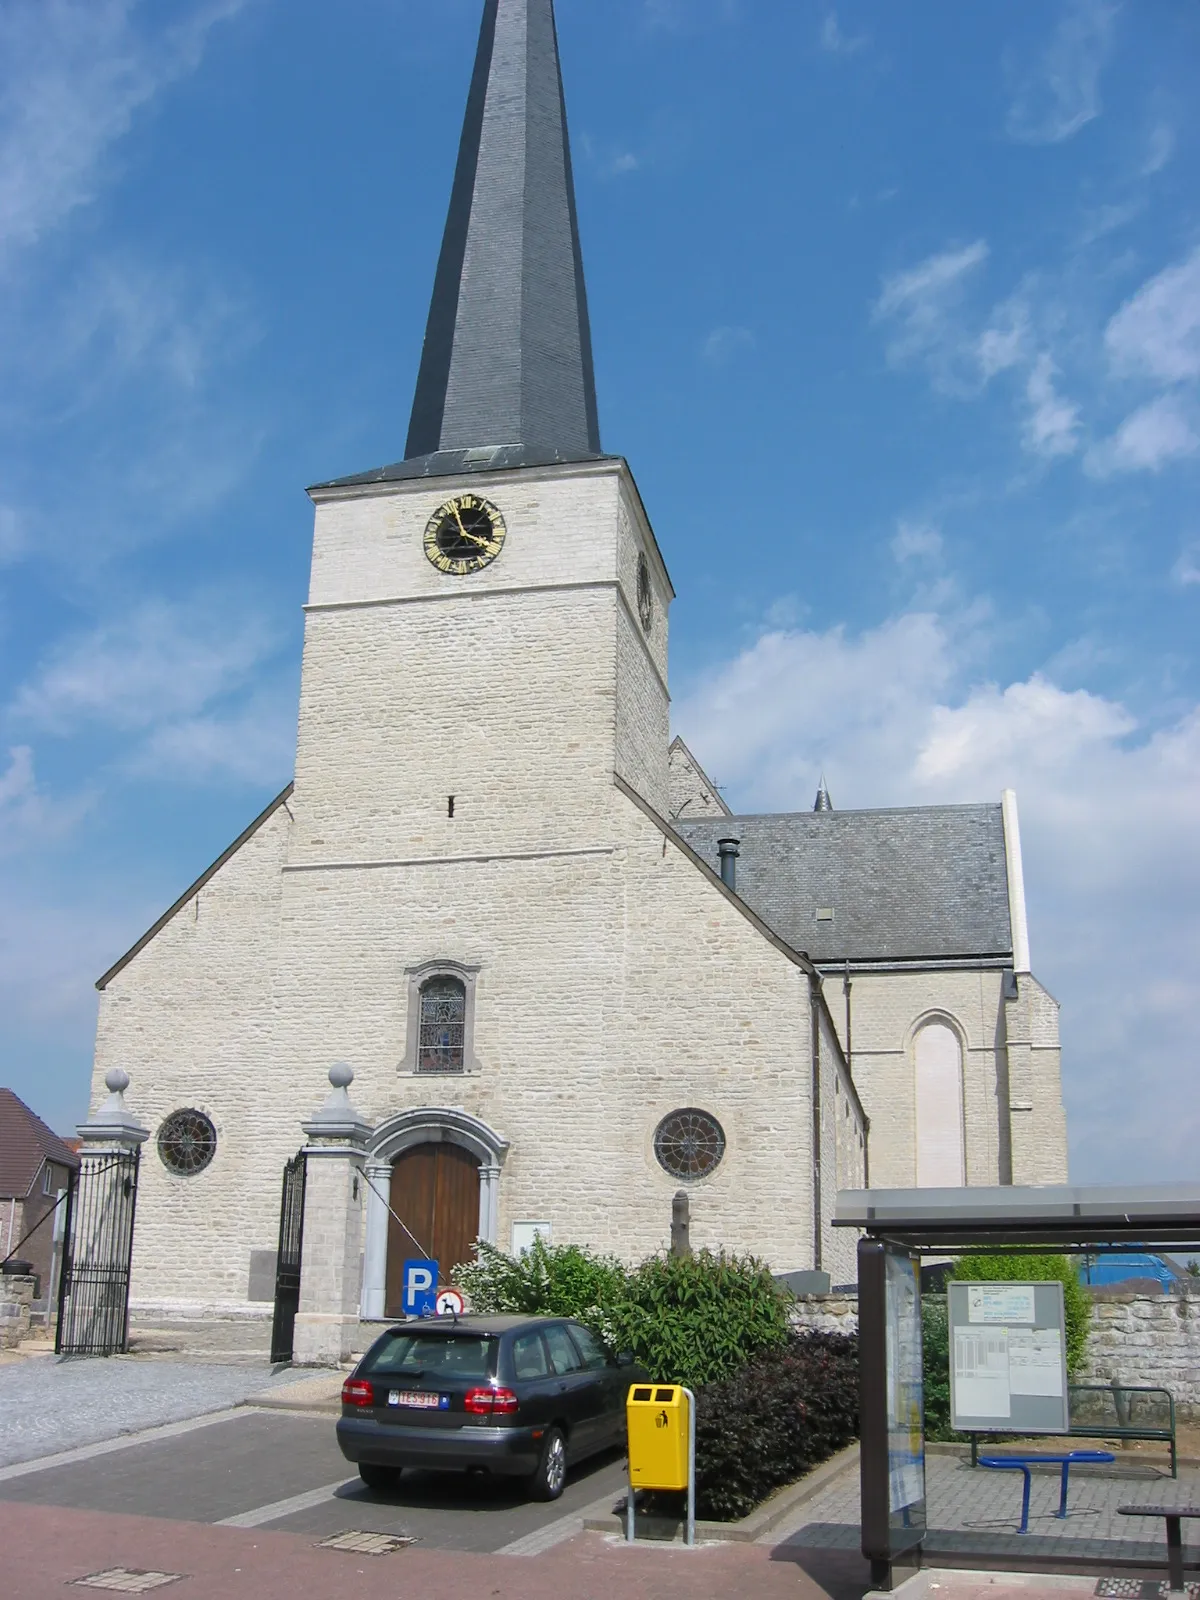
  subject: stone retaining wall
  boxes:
[0,1275,35,1349]
[790,1292,859,1337]
[1082,1288,1200,1416]
[790,1285,1200,1419]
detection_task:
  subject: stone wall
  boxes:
[791,1285,1200,1420]
[1082,1288,1200,1417]
[0,1275,35,1349]
[791,1292,860,1337]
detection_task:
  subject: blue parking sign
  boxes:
[402,1259,439,1317]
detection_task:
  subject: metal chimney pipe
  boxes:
[717,837,740,892]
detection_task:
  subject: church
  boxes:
[87,0,1068,1352]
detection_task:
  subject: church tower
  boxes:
[294,0,672,865]
[90,0,867,1342]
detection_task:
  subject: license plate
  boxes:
[388,1390,448,1410]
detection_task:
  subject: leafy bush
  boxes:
[455,1236,627,1320]
[949,1254,1092,1375]
[921,1296,957,1442]
[692,1331,859,1520]
[595,1249,791,1391]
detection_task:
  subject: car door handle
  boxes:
[558,1383,568,1392]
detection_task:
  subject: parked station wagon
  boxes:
[337,1315,645,1500]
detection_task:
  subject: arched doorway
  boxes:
[383,1143,480,1318]
[360,1108,509,1322]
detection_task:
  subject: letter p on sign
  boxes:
[403,1259,438,1316]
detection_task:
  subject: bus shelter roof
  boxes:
[833,1184,1200,1252]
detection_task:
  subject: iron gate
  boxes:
[55,1149,141,1357]
[269,1152,307,1364]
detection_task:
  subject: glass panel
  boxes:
[567,1325,610,1371]
[512,1332,550,1380]
[544,1324,584,1376]
[418,977,466,1073]
[360,1332,495,1380]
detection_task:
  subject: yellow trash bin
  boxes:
[626,1383,690,1491]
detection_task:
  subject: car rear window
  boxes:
[360,1333,496,1381]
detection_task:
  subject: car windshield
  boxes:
[360,1332,496,1381]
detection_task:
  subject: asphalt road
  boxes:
[0,1408,631,1554]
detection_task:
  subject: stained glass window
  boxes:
[418,976,467,1073]
[157,1109,217,1176]
[653,1108,726,1181]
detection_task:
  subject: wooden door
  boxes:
[384,1142,480,1317]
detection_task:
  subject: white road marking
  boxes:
[0,1408,250,1483]
[495,1485,626,1557]
[216,1479,356,1528]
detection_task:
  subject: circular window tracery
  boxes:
[653,1108,726,1181]
[157,1109,217,1177]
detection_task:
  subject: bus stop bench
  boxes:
[1117,1504,1200,1594]
[971,1385,1178,1478]
[978,1451,1115,1534]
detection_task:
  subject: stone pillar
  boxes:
[77,1069,150,1159]
[293,1065,371,1367]
[360,1161,393,1322]
[478,1164,501,1247]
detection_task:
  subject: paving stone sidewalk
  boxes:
[770,1450,1200,1570]
[0,1356,310,1468]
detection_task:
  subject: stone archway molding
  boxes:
[360,1107,510,1321]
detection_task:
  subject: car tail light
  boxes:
[342,1378,375,1407]
[464,1386,520,1416]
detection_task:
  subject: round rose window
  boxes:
[653,1109,726,1181]
[157,1109,217,1177]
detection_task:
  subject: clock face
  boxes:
[636,552,653,632]
[423,493,506,575]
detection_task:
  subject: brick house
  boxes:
[0,1089,80,1314]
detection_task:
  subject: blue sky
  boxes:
[1,0,1197,1183]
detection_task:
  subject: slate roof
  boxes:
[675,805,1013,965]
[0,1088,79,1201]
[408,0,598,462]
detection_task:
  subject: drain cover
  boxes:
[72,1573,185,1595]
[1096,1584,1200,1600]
[316,1530,418,1556]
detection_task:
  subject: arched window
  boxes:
[914,1021,965,1187]
[418,975,467,1073]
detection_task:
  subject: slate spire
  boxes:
[405,0,601,464]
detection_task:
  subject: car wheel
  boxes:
[528,1427,568,1502]
[358,1462,399,1492]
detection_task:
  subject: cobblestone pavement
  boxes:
[770,1450,1200,1569]
[0,1356,310,1467]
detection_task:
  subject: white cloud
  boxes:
[1086,395,1199,477]
[0,0,249,266]
[1023,353,1081,458]
[674,608,1200,1181]
[1005,0,1119,146]
[1173,542,1200,588]
[1105,246,1200,384]
[702,325,755,367]
[128,685,297,787]
[12,597,280,736]
[1140,122,1175,178]
[820,12,869,56]
[891,520,943,563]
[0,745,90,852]
[874,241,990,391]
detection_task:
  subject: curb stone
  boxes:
[582,1439,861,1544]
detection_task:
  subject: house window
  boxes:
[914,1021,965,1186]
[418,976,467,1073]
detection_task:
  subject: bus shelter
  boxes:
[834,1185,1200,1590]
